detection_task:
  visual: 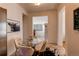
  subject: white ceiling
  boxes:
[19,3,59,12]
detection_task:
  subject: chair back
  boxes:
[14,39,22,48]
[16,47,34,56]
[35,41,47,52]
[7,39,16,56]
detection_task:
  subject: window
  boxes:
[34,24,42,31]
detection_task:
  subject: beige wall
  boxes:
[27,10,58,44]
[0,3,27,55]
[58,3,79,56]
[65,4,79,56]
[23,15,29,44]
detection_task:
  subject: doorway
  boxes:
[32,16,48,44]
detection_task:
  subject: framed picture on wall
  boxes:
[7,19,20,33]
[74,8,79,31]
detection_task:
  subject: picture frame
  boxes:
[7,19,20,33]
[74,8,79,31]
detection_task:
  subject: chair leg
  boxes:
[15,48,18,56]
